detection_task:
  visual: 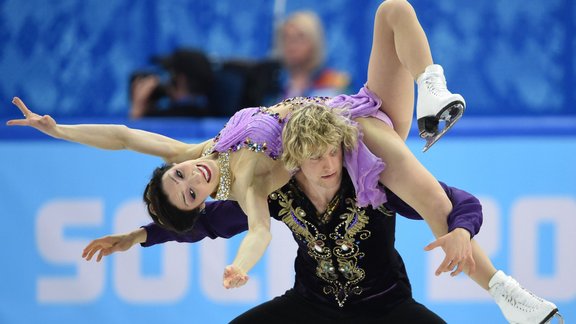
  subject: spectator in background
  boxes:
[273,11,350,100]
[129,48,216,119]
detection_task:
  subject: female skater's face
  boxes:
[161,159,220,211]
[298,145,343,192]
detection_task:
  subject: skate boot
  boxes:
[488,270,564,324]
[416,64,465,152]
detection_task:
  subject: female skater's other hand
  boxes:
[223,265,249,289]
[82,229,146,262]
[424,228,476,277]
[7,97,59,137]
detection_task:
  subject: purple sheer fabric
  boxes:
[328,86,393,207]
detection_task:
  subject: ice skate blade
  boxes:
[420,103,464,152]
[541,309,564,324]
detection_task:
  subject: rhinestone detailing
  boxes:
[215,151,232,200]
[281,96,330,106]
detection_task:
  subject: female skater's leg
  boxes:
[366,0,465,149]
[365,0,422,140]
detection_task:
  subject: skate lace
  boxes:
[497,279,543,313]
[424,74,449,96]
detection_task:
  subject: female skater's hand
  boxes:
[424,228,475,277]
[7,97,59,137]
[223,265,249,289]
[82,229,146,262]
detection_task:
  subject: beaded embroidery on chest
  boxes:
[269,186,371,307]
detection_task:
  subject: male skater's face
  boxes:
[298,145,343,192]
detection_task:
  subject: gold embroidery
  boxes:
[340,198,370,239]
[273,190,331,258]
[317,195,340,224]
[270,187,372,307]
[377,204,394,217]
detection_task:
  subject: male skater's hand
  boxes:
[223,265,249,289]
[424,228,476,277]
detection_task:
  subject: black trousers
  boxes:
[230,289,446,324]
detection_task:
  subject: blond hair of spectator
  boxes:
[276,11,326,72]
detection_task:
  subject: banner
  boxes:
[0,135,574,323]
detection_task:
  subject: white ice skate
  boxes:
[489,270,564,324]
[416,64,465,152]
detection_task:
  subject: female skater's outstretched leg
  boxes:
[366,0,465,150]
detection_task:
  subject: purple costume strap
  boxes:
[328,86,393,207]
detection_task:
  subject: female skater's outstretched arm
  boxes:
[7,97,279,289]
[7,97,211,163]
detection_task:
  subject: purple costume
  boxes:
[208,86,391,207]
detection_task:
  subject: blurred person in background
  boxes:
[273,10,351,100]
[225,11,353,112]
[129,48,217,119]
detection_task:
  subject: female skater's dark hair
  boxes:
[143,164,202,233]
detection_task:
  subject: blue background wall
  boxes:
[0,0,574,118]
[0,0,575,323]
